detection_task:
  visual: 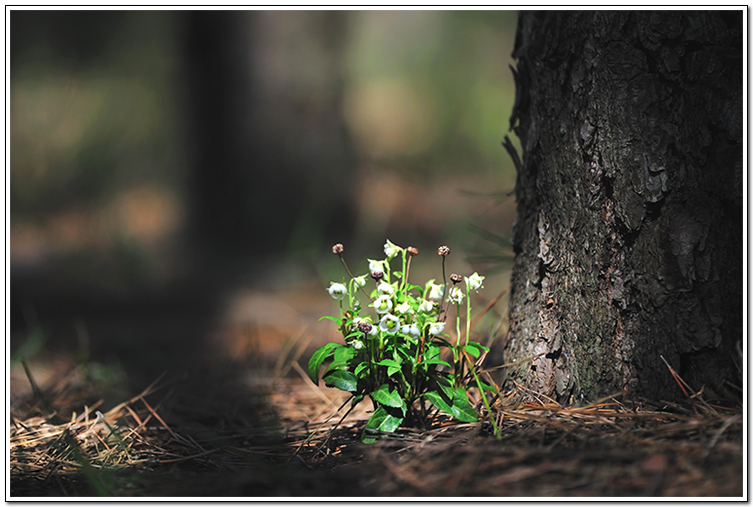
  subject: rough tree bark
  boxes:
[502,11,742,403]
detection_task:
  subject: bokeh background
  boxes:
[10,10,519,409]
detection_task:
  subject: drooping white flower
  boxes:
[466,272,485,292]
[427,282,445,301]
[428,321,446,336]
[368,259,385,274]
[377,281,395,297]
[327,283,348,300]
[372,295,393,314]
[401,324,420,338]
[352,275,367,288]
[396,301,411,315]
[352,339,364,350]
[448,286,464,305]
[379,314,400,334]
[418,299,434,314]
[383,239,402,260]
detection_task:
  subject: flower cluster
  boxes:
[312,239,491,442]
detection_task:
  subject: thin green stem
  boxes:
[400,250,407,291]
[465,283,472,347]
[467,355,500,439]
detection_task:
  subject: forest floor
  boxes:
[9,269,744,498]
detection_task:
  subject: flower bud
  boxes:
[437,245,450,257]
[332,243,344,255]
[401,324,420,338]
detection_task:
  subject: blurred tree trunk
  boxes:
[181,11,355,256]
[503,11,742,403]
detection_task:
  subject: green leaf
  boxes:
[464,343,482,358]
[475,380,499,394]
[319,315,342,326]
[424,388,478,422]
[422,357,452,368]
[362,405,404,443]
[406,283,423,295]
[308,342,339,384]
[431,337,454,349]
[376,358,402,377]
[371,384,406,414]
[465,341,490,357]
[323,370,358,392]
[354,362,369,377]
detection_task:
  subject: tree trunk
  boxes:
[502,11,742,404]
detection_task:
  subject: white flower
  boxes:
[418,299,434,313]
[352,339,364,350]
[396,301,411,315]
[379,314,400,334]
[372,295,393,314]
[428,321,446,336]
[368,259,385,274]
[466,272,485,292]
[401,324,420,337]
[448,286,464,305]
[383,239,402,260]
[377,281,395,297]
[367,324,378,336]
[352,275,367,288]
[327,283,348,300]
[427,282,445,301]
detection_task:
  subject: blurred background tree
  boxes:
[10,10,518,393]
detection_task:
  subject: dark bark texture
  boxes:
[503,11,742,403]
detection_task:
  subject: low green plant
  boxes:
[309,240,498,442]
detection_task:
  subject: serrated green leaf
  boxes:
[371,384,406,413]
[362,405,404,443]
[424,388,478,422]
[308,342,339,384]
[323,370,358,392]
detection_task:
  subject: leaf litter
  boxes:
[10,343,743,498]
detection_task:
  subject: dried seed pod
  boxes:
[437,245,451,257]
[370,271,384,281]
[358,322,373,334]
[407,246,419,256]
[449,273,463,285]
[332,243,344,255]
